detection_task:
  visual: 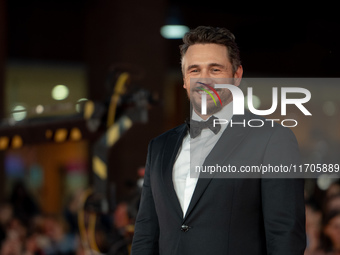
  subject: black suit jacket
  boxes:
[131,111,306,255]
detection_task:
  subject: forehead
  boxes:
[182,43,230,67]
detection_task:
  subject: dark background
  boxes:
[1,0,340,202]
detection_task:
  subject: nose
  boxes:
[200,68,212,78]
[196,77,214,87]
[197,68,213,83]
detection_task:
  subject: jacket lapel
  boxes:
[183,112,252,221]
[161,124,188,218]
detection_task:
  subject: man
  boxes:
[131,26,306,254]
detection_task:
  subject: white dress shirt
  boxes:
[172,103,233,217]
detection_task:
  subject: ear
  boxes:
[234,65,243,87]
[183,77,187,89]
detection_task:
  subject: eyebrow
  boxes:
[186,63,226,71]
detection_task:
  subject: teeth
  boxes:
[197,90,212,94]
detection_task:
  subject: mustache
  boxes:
[193,82,222,92]
[191,81,235,91]
[191,84,223,92]
[192,87,223,92]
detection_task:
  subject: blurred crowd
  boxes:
[305,181,340,255]
[0,181,140,255]
[3,179,340,254]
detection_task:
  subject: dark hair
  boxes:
[320,210,340,252]
[179,26,241,74]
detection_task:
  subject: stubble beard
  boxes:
[191,96,223,116]
[188,89,230,117]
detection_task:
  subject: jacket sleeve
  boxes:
[261,127,306,255]
[131,139,160,255]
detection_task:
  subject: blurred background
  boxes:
[0,1,339,254]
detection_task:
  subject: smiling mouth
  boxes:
[192,83,223,106]
[197,89,212,94]
[193,88,211,95]
[193,87,220,93]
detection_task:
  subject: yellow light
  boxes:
[0,137,9,150]
[54,128,68,142]
[93,156,107,180]
[70,127,82,141]
[84,100,94,119]
[12,135,23,149]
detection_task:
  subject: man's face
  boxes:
[182,43,243,119]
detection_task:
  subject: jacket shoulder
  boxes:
[151,123,187,144]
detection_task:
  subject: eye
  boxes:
[212,68,221,72]
[190,69,199,73]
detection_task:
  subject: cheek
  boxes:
[220,89,231,98]
[183,78,190,89]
